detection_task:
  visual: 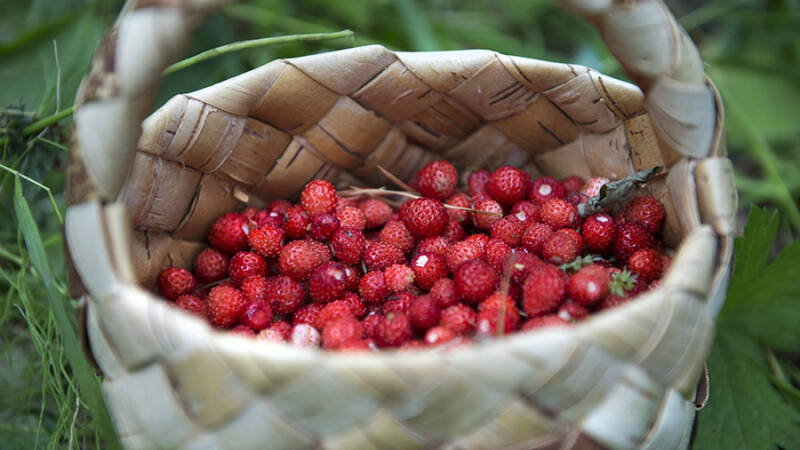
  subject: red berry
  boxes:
[338,339,376,352]
[511,200,540,223]
[193,248,229,284]
[542,229,584,265]
[279,240,331,281]
[464,233,490,251]
[430,278,457,309]
[446,239,484,272]
[360,198,393,229]
[489,215,526,247]
[292,303,324,326]
[253,210,282,229]
[424,326,456,346]
[207,285,247,328]
[322,316,364,350]
[472,199,503,230]
[568,264,610,306]
[623,195,666,235]
[330,228,365,265]
[231,324,256,337]
[529,176,566,204]
[521,315,570,331]
[362,312,382,339]
[316,300,355,330]
[582,177,609,198]
[290,324,321,347]
[467,169,491,195]
[308,261,350,303]
[483,238,512,272]
[486,166,528,207]
[382,291,414,315]
[627,248,664,282]
[582,213,616,255]
[409,294,441,332]
[521,222,554,255]
[476,292,519,336]
[240,275,269,303]
[522,264,567,316]
[379,219,415,253]
[410,253,447,290]
[248,226,284,259]
[454,259,497,304]
[441,218,466,242]
[363,241,405,271]
[300,180,337,217]
[384,264,415,293]
[613,222,656,261]
[257,328,285,342]
[266,199,292,216]
[417,160,458,200]
[175,294,207,318]
[445,193,471,223]
[376,312,413,347]
[240,300,273,331]
[539,198,580,229]
[336,206,366,231]
[339,292,366,318]
[561,175,585,195]
[284,205,310,240]
[440,304,476,335]
[415,236,450,257]
[266,275,305,315]
[359,271,387,304]
[341,265,360,291]
[267,320,292,340]
[507,250,544,284]
[309,213,340,242]
[158,267,197,300]
[400,198,448,238]
[208,213,250,255]
[558,302,590,322]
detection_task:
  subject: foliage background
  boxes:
[0,0,798,448]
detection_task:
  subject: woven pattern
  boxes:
[65,0,737,448]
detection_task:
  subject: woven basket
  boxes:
[65,0,737,448]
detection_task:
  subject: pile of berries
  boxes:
[156,161,670,351]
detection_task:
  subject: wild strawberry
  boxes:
[341,265,360,291]
[242,207,259,220]
[568,264,610,306]
[511,200,540,223]
[542,229,584,265]
[539,198,580,229]
[208,213,250,255]
[486,166,528,206]
[338,339,376,352]
[465,233,489,251]
[521,315,569,331]
[253,210,283,229]
[322,316,364,350]
[241,300,273,331]
[507,250,544,284]
[290,324,321,347]
[359,271,387,304]
[468,169,491,195]
[266,275,305,315]
[558,302,590,322]
[613,222,656,261]
[207,285,247,328]
[623,195,666,235]
[363,241,403,271]
[175,294,207,318]
[529,176,566,204]
[267,320,292,340]
[339,292,366,318]
[231,325,256,337]
[379,219,415,253]
[521,222,553,255]
[315,300,354,330]
[158,267,197,300]
[409,295,441,332]
[417,160,458,200]
[330,228,365,265]
[582,213,615,255]
[472,199,503,230]
[561,175,585,195]
[240,275,269,303]
[284,205,310,240]
[336,206,366,231]
[336,196,360,212]
[399,340,426,350]
[384,264,415,293]
[229,251,267,284]
[360,198,393,229]
[440,304,476,335]
[430,278,457,309]
[445,193,471,223]
[376,312,413,347]
[300,180,337,217]
[484,238,512,272]
[292,303,324,326]
[454,259,497,304]
[279,240,331,281]
[424,326,456,346]
[248,226,284,258]
[446,239,484,272]
[410,253,447,290]
[627,248,664,282]
[308,262,350,303]
[309,213,340,242]
[415,236,450,257]
[266,199,293,216]
[608,268,644,298]
[382,291,414,315]
[442,218,466,242]
[400,198,448,238]
[582,176,609,198]
[362,312,382,339]
[522,264,567,316]
[257,328,285,342]
[490,215,526,246]
[471,191,493,206]
[193,248,230,284]
[476,292,519,337]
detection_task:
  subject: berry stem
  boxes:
[340,186,503,217]
[376,164,418,195]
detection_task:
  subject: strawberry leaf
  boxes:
[693,206,800,450]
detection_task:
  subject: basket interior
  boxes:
[119,45,685,290]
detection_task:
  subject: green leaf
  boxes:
[13,176,121,449]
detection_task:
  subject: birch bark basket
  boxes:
[65,0,737,448]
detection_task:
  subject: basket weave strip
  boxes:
[64,0,737,448]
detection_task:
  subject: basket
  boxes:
[65,0,737,448]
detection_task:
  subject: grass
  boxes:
[0,0,798,447]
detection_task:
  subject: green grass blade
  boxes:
[12,176,121,449]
